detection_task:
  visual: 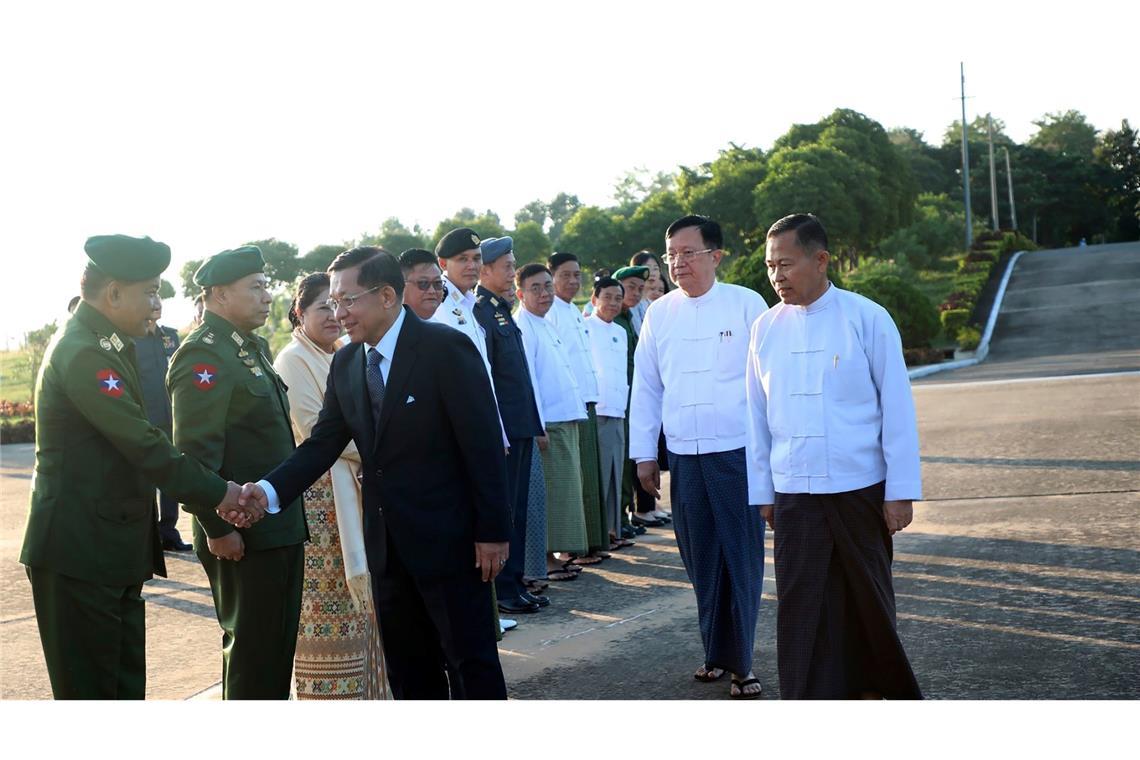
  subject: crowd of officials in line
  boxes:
[21,212,923,701]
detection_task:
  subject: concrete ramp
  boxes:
[917,241,1140,383]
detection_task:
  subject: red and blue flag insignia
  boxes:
[97,369,124,398]
[192,363,218,390]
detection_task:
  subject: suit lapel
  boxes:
[375,308,420,450]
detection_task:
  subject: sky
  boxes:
[1,0,1137,347]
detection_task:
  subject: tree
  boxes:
[612,166,676,216]
[298,244,345,274]
[1029,110,1099,158]
[246,238,300,287]
[941,115,1012,147]
[889,128,954,196]
[754,143,885,264]
[431,209,506,244]
[623,190,685,255]
[180,258,203,298]
[1096,119,1140,241]
[676,143,767,255]
[547,193,582,246]
[514,199,549,229]
[360,217,429,253]
[158,279,175,300]
[558,206,625,271]
[510,220,552,265]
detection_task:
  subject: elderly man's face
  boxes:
[766,230,830,306]
[592,284,624,323]
[442,249,482,294]
[552,260,582,302]
[403,262,444,320]
[666,226,722,297]
[215,272,272,333]
[109,277,163,337]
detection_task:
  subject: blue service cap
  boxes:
[479,236,514,264]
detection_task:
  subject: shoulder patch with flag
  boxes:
[192,363,218,391]
[97,369,124,398]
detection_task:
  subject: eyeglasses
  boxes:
[524,282,555,295]
[405,278,446,293]
[664,248,714,265]
[327,286,380,312]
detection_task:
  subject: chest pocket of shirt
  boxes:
[828,350,874,403]
[244,378,271,398]
[715,332,746,382]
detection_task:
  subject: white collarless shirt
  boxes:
[629,280,768,460]
[546,296,600,404]
[584,314,629,419]
[745,283,922,504]
[517,307,587,424]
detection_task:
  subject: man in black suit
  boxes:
[231,247,511,700]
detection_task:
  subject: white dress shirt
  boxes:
[629,280,768,461]
[517,308,587,425]
[546,296,600,404]
[259,307,408,513]
[745,283,922,505]
[584,314,629,419]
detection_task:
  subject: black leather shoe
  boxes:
[632,514,666,527]
[498,595,540,614]
[162,538,193,552]
[621,525,638,539]
[521,591,550,607]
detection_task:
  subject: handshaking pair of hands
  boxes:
[206,481,270,561]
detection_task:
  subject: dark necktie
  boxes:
[366,347,385,425]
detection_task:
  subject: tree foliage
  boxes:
[623,190,685,255]
[360,217,429,254]
[299,244,345,274]
[246,238,300,287]
[432,209,506,245]
[1029,110,1099,158]
[511,220,552,265]
[676,143,767,255]
[845,264,940,348]
[158,279,175,299]
[559,206,625,270]
[180,258,203,298]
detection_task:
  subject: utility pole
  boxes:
[988,114,999,231]
[1004,146,1018,230]
[960,63,973,248]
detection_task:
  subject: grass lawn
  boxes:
[0,350,34,404]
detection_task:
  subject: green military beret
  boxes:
[84,235,171,281]
[435,227,482,259]
[193,245,266,287]
[613,265,649,281]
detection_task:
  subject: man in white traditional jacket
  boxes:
[547,252,608,563]
[584,276,630,548]
[745,212,923,700]
[431,227,508,447]
[515,263,589,581]
[630,215,769,699]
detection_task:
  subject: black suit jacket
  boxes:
[472,286,544,441]
[263,307,510,578]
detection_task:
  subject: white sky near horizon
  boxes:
[1,0,1137,349]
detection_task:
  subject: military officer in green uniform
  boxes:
[168,245,308,700]
[20,234,247,699]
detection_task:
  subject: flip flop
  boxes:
[694,665,725,682]
[545,569,578,582]
[610,538,635,550]
[730,677,762,699]
[569,554,603,566]
[560,560,584,574]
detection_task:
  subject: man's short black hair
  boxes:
[766,213,829,253]
[548,251,578,272]
[593,276,624,298]
[665,214,723,250]
[79,262,112,300]
[398,248,437,275]
[328,246,404,297]
[516,263,551,288]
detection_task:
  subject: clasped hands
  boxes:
[216,481,270,529]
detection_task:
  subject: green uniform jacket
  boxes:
[613,309,638,387]
[20,303,229,587]
[168,311,307,551]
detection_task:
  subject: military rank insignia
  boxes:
[97,369,124,398]
[192,363,218,390]
[162,333,176,351]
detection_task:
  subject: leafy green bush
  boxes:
[996,231,1038,256]
[940,308,970,335]
[720,245,846,307]
[957,326,981,350]
[846,265,940,348]
[877,227,932,270]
